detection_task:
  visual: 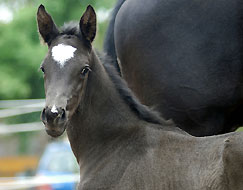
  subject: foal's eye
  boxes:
[81,65,91,77]
[40,66,45,73]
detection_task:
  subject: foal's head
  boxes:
[37,5,97,137]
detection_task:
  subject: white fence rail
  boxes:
[0,99,45,134]
[0,99,44,109]
[0,122,44,134]
[0,174,79,190]
[0,99,45,118]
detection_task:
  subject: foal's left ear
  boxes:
[80,5,97,43]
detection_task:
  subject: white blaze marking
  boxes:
[51,44,77,68]
[51,105,58,113]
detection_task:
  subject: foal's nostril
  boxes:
[41,107,66,124]
[41,108,47,123]
[61,109,66,120]
[44,107,59,123]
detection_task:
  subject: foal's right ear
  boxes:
[37,5,59,45]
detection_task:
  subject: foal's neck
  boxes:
[67,50,143,160]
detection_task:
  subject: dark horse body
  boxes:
[37,5,243,189]
[104,0,243,136]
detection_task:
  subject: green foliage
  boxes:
[0,6,46,99]
[0,0,116,100]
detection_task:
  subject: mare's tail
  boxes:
[103,0,126,74]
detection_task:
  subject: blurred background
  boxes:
[0,0,116,189]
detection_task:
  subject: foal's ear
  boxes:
[37,5,59,45]
[80,5,97,43]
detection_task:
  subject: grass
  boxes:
[237,127,243,132]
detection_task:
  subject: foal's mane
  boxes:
[61,23,173,126]
[99,54,173,126]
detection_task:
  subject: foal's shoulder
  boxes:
[220,132,243,188]
[143,123,191,148]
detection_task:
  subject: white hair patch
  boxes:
[51,105,58,113]
[51,44,77,68]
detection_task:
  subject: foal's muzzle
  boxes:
[41,106,67,137]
